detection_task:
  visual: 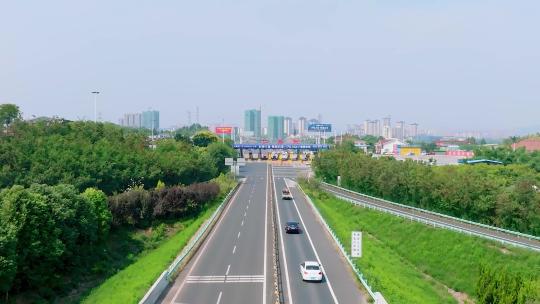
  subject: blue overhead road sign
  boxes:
[233,144,329,150]
[308,123,332,132]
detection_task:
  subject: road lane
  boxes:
[160,163,272,304]
[273,165,368,304]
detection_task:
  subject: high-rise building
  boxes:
[298,117,307,136]
[382,116,392,138]
[244,109,261,139]
[284,117,293,137]
[120,113,142,128]
[142,110,159,132]
[409,123,419,138]
[394,121,405,140]
[267,116,284,142]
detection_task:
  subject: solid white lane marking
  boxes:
[170,182,245,304]
[226,265,231,276]
[232,245,236,254]
[263,164,268,304]
[285,180,339,304]
[237,231,241,239]
[272,167,294,304]
[216,291,223,304]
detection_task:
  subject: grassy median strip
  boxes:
[301,182,540,304]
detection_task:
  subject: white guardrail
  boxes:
[321,182,540,252]
[139,182,241,304]
[297,184,387,304]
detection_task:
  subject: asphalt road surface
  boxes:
[160,163,273,304]
[273,166,368,304]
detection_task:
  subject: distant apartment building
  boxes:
[409,123,419,138]
[119,113,142,128]
[363,120,381,136]
[283,117,293,137]
[393,121,405,140]
[298,117,307,135]
[142,110,160,132]
[244,109,261,139]
[382,116,392,138]
[268,116,284,142]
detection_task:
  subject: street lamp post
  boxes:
[91,91,100,122]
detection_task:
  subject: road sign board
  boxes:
[351,231,362,258]
[225,158,234,165]
[236,158,246,166]
[215,126,233,134]
[308,123,332,132]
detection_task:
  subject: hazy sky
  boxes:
[1,0,539,133]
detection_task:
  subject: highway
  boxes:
[160,163,273,304]
[160,163,367,303]
[272,166,368,304]
[321,182,540,252]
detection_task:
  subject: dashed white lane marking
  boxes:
[237,231,241,239]
[244,211,247,217]
[246,205,249,210]
[170,181,245,304]
[226,265,231,276]
[241,220,244,226]
[216,291,223,304]
[232,245,236,254]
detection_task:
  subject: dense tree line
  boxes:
[474,145,540,172]
[0,105,237,301]
[0,118,235,194]
[313,148,540,236]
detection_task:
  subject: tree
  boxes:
[206,142,236,174]
[0,104,21,130]
[192,131,218,147]
[81,188,112,241]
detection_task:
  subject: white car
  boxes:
[300,261,323,282]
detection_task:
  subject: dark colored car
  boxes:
[285,221,300,234]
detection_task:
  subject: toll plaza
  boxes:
[232,144,330,162]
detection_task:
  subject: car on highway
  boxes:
[300,261,323,282]
[282,188,292,200]
[285,221,300,234]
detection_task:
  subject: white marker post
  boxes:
[351,231,362,258]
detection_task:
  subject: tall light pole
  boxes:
[91,91,100,122]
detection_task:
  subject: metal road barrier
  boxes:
[321,182,540,252]
[139,182,242,304]
[269,167,285,304]
[296,184,382,304]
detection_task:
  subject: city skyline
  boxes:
[2,1,539,135]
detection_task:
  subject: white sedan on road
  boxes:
[300,261,323,282]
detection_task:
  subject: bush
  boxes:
[109,182,220,227]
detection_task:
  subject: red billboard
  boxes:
[215,127,233,135]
